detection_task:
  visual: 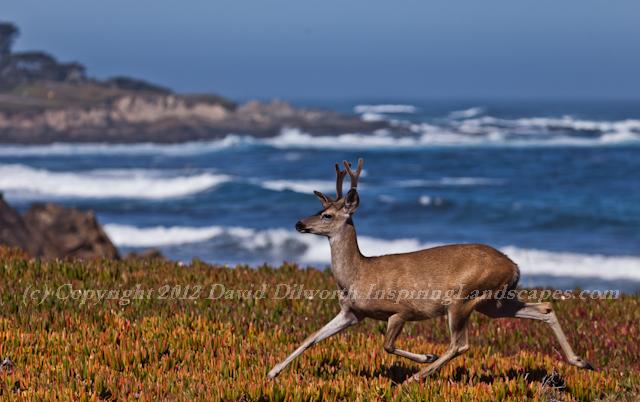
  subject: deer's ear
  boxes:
[343,188,360,213]
[314,191,332,207]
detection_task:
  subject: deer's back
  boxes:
[348,244,520,320]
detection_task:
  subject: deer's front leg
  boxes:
[267,309,360,379]
[384,314,438,363]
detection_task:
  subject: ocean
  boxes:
[1,99,639,291]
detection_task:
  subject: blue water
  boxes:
[1,100,639,291]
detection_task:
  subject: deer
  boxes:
[267,158,593,383]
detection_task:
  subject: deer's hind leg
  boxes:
[477,299,593,370]
[404,304,473,383]
[383,314,438,363]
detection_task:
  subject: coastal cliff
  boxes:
[0,92,386,144]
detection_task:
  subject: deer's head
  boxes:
[295,158,363,237]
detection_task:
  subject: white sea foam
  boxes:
[455,116,640,136]
[265,127,640,150]
[104,224,226,247]
[0,164,229,199]
[400,177,504,187]
[449,107,484,119]
[260,179,336,194]
[500,246,640,281]
[360,112,386,122]
[1,114,639,157]
[599,130,640,144]
[513,117,640,133]
[1,128,636,157]
[418,195,432,206]
[354,104,418,114]
[103,223,640,281]
[264,128,419,149]
[418,195,444,206]
[0,135,252,157]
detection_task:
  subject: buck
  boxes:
[267,158,593,382]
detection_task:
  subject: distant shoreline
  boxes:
[0,96,389,145]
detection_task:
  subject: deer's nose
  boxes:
[295,221,306,232]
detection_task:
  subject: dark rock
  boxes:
[24,203,119,260]
[0,196,119,260]
[0,193,38,255]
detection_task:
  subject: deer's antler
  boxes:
[343,158,364,189]
[335,163,347,200]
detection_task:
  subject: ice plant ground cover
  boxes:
[0,247,638,401]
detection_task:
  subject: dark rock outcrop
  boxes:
[0,194,119,259]
[24,203,119,259]
[0,194,38,255]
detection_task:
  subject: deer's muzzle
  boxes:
[295,221,309,233]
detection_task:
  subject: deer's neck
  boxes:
[328,220,364,289]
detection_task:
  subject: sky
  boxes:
[3,0,640,101]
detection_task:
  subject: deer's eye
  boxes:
[322,214,333,220]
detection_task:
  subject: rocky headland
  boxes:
[0,22,387,144]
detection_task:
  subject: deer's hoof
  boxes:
[419,354,438,363]
[267,365,282,379]
[403,373,424,385]
[570,357,594,370]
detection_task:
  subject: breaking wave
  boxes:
[259,179,336,194]
[448,106,485,119]
[266,128,640,149]
[0,162,496,201]
[451,115,640,136]
[0,164,229,199]
[0,135,252,157]
[500,246,640,282]
[104,224,227,247]
[399,177,505,188]
[1,115,639,157]
[264,128,420,149]
[360,112,386,122]
[354,104,418,114]
[104,223,640,281]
